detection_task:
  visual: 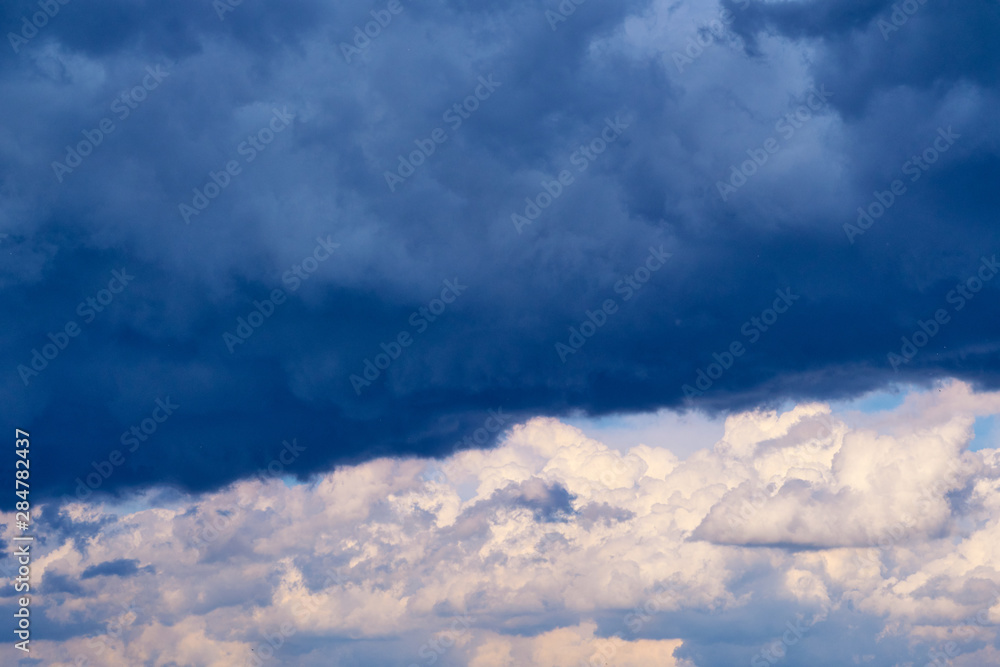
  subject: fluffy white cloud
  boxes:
[3,380,999,666]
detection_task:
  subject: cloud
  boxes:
[3,0,1000,497]
[690,391,983,548]
[3,380,999,665]
[80,558,152,580]
[466,622,689,667]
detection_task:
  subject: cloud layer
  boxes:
[3,380,999,666]
[3,0,1000,495]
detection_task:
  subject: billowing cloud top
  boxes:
[2,380,999,665]
[2,0,1000,496]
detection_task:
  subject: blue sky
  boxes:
[2,0,1000,665]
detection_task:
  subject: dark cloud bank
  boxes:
[1,0,999,497]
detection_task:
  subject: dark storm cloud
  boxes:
[2,0,999,498]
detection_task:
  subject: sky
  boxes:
[1,0,999,665]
